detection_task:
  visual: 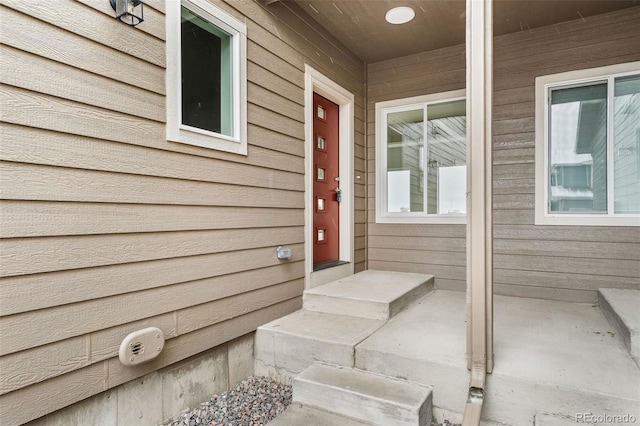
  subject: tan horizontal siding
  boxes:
[0,298,301,426]
[0,0,365,423]
[1,0,165,67]
[0,163,303,209]
[1,245,305,355]
[0,124,305,188]
[1,202,304,238]
[1,228,303,276]
[0,5,165,95]
[492,7,640,301]
[365,7,640,302]
[0,44,165,122]
[366,44,466,289]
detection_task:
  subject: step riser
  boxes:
[294,382,431,426]
[255,329,356,379]
[356,349,468,417]
[293,364,432,426]
[303,279,432,320]
[598,289,640,368]
[356,349,640,426]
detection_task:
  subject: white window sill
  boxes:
[376,214,466,225]
[168,126,247,155]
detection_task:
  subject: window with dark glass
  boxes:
[181,6,232,137]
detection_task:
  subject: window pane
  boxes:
[181,7,233,136]
[614,75,640,214]
[426,100,466,214]
[387,109,424,212]
[549,84,607,213]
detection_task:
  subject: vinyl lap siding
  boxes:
[0,1,365,424]
[366,8,640,299]
[367,45,467,291]
[492,7,640,302]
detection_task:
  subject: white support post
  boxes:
[465,0,494,392]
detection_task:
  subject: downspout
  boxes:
[462,0,493,425]
[364,61,369,271]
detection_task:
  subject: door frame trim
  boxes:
[304,64,355,289]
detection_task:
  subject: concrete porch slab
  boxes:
[303,270,434,320]
[356,290,640,425]
[598,288,640,367]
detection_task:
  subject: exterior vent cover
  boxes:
[119,327,164,366]
[131,342,144,355]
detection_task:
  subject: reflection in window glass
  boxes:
[385,101,466,215]
[614,75,640,214]
[387,109,424,212]
[549,83,607,213]
[427,100,466,214]
[181,6,233,136]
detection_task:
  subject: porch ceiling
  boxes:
[276,0,638,63]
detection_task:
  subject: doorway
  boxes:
[304,65,355,288]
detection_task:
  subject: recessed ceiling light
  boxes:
[385,6,415,25]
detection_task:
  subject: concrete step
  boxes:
[255,310,385,383]
[268,403,373,426]
[293,363,432,426]
[598,288,640,368]
[303,270,434,320]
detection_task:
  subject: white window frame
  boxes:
[534,62,640,226]
[166,0,247,155]
[375,89,467,224]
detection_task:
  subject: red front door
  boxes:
[313,93,340,266]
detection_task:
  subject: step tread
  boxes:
[295,363,431,408]
[305,270,433,303]
[258,310,385,344]
[268,403,373,426]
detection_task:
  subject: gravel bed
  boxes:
[166,376,292,426]
[166,375,460,426]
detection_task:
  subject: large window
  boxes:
[376,90,466,224]
[166,0,247,154]
[535,63,640,226]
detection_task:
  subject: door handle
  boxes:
[335,187,342,203]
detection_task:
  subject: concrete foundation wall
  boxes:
[25,333,254,426]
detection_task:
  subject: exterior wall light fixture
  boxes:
[109,0,144,26]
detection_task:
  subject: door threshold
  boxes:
[313,260,349,272]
